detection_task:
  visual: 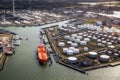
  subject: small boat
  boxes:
[37,44,48,64]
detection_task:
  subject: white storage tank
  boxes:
[113,53,119,58]
[97,36,100,38]
[71,43,78,47]
[113,37,117,40]
[63,48,69,54]
[92,36,97,40]
[78,33,83,35]
[58,42,65,47]
[67,50,74,55]
[69,37,75,41]
[102,38,105,40]
[74,39,81,43]
[107,42,112,45]
[64,35,70,40]
[63,29,68,32]
[88,52,98,58]
[118,38,120,43]
[88,36,92,39]
[84,47,89,51]
[80,41,87,46]
[71,34,77,37]
[102,41,107,44]
[97,39,102,42]
[99,34,103,37]
[77,36,83,40]
[97,43,102,47]
[67,57,78,64]
[67,41,72,45]
[99,55,110,62]
[107,51,112,56]
[83,34,88,38]
[84,38,90,42]
[108,45,115,51]
[103,34,108,38]
[69,47,75,50]
[106,39,110,42]
[73,49,80,54]
[108,35,112,39]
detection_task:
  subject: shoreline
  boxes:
[0,54,7,71]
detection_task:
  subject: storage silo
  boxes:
[118,38,120,43]
[67,41,72,45]
[73,49,80,54]
[106,39,110,42]
[88,36,92,39]
[84,47,89,51]
[74,39,81,43]
[64,35,70,40]
[77,36,83,40]
[108,35,112,39]
[106,51,112,56]
[71,34,77,37]
[71,43,78,47]
[92,36,97,40]
[103,34,108,38]
[67,57,78,64]
[99,55,110,62]
[63,48,69,54]
[88,52,98,58]
[80,41,87,46]
[67,50,74,55]
[78,33,83,36]
[102,41,107,44]
[69,36,75,41]
[84,38,90,42]
[0,42,3,49]
[113,53,119,58]
[58,42,65,47]
[83,34,88,38]
[102,38,105,40]
[97,43,102,47]
[69,47,75,50]
[107,42,112,45]
[97,39,102,42]
[108,45,115,51]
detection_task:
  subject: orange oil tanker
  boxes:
[37,44,48,64]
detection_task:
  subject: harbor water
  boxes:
[0,20,120,80]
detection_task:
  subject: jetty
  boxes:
[0,29,22,71]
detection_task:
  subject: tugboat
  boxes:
[37,44,48,64]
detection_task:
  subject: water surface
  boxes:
[0,21,120,80]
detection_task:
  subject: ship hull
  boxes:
[37,44,48,64]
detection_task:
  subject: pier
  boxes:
[0,29,22,71]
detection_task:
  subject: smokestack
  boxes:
[12,0,15,15]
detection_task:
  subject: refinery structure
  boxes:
[0,0,120,75]
[43,20,120,72]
